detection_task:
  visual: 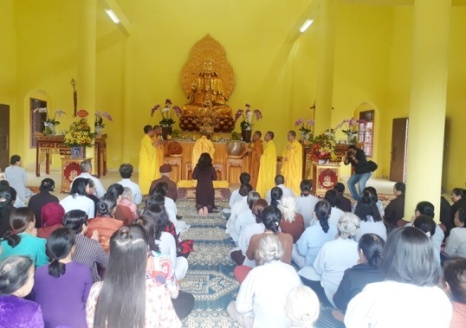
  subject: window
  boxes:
[30,98,47,148]
[358,110,374,157]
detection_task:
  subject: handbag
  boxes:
[367,160,378,172]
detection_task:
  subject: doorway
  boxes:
[0,104,10,171]
[390,118,409,182]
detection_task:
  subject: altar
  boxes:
[35,135,107,177]
[163,139,249,184]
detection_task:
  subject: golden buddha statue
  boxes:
[180,35,236,132]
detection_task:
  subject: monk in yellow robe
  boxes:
[248,131,263,189]
[138,125,156,195]
[256,131,277,198]
[281,130,303,196]
[192,130,215,169]
[152,125,165,181]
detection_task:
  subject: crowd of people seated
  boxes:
[2,150,466,327]
[0,156,194,327]
[225,171,466,327]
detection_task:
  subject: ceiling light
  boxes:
[299,19,313,33]
[105,9,120,24]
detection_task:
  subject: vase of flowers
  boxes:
[335,117,365,144]
[95,111,113,135]
[309,133,337,163]
[294,118,314,141]
[234,104,262,142]
[33,107,66,135]
[151,99,181,139]
[64,118,96,158]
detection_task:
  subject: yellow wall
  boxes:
[2,1,466,191]
[0,0,18,159]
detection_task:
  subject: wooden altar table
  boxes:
[36,135,107,178]
[164,140,249,183]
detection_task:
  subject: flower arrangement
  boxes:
[334,117,366,144]
[64,118,96,147]
[95,111,113,128]
[151,99,181,127]
[309,133,337,162]
[294,118,314,134]
[33,107,66,125]
[234,104,262,130]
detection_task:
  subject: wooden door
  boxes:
[0,104,9,171]
[390,118,408,182]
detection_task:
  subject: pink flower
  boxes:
[165,99,172,105]
[235,109,244,122]
[151,105,160,117]
[294,118,304,127]
[173,105,182,117]
[253,109,262,120]
[306,119,315,126]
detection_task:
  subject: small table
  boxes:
[312,162,340,197]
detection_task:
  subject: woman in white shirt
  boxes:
[345,227,452,328]
[298,213,360,308]
[295,180,319,228]
[446,208,466,258]
[353,191,387,241]
[60,178,95,219]
[227,234,302,328]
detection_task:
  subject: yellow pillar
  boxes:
[314,0,336,135]
[404,0,450,223]
[77,0,96,119]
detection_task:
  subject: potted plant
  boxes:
[151,99,182,139]
[334,117,365,144]
[309,133,337,164]
[94,111,113,135]
[64,118,96,158]
[234,104,262,142]
[33,108,66,135]
[294,118,314,141]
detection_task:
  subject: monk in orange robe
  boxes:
[256,131,277,198]
[192,130,215,168]
[281,130,303,196]
[248,131,263,189]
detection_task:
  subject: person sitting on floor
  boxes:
[72,159,106,198]
[32,227,93,328]
[117,163,142,205]
[60,177,95,219]
[333,233,385,316]
[265,175,294,205]
[384,181,406,229]
[450,188,466,229]
[120,187,139,220]
[28,178,59,228]
[0,188,14,237]
[292,200,338,270]
[353,191,387,241]
[146,193,188,235]
[86,194,124,252]
[407,201,444,254]
[0,207,48,267]
[149,164,178,202]
[334,182,352,213]
[223,172,251,220]
[0,256,44,327]
[445,208,466,258]
[230,191,260,245]
[135,212,188,281]
[325,189,345,227]
[234,206,294,283]
[279,196,305,243]
[227,234,302,328]
[295,179,320,228]
[285,286,320,328]
[344,227,452,328]
[413,214,441,268]
[36,202,65,239]
[5,155,34,203]
[298,213,360,307]
[226,184,253,235]
[86,225,182,328]
[63,210,108,282]
[443,257,466,328]
[231,199,267,267]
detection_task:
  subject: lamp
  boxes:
[105,9,120,24]
[299,19,313,33]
